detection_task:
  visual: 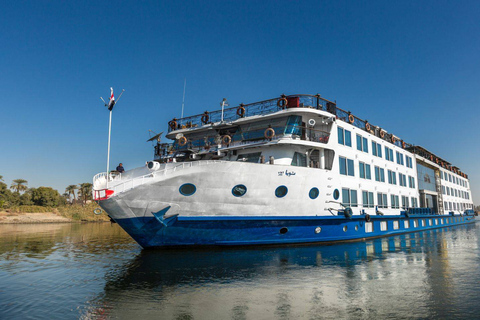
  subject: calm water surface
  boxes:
[0,222,479,319]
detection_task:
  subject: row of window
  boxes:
[444,201,473,211]
[442,171,468,188]
[340,188,418,209]
[442,186,470,199]
[365,217,465,233]
[340,157,415,188]
[338,127,413,168]
[315,216,466,235]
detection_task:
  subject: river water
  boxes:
[0,222,479,319]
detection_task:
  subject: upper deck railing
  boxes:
[164,93,468,179]
[167,94,334,132]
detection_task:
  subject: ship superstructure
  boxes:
[93,94,476,248]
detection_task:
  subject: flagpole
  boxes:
[106,109,112,187]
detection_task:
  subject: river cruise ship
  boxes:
[93,94,477,248]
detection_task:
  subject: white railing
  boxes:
[93,160,226,200]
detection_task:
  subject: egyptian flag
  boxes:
[108,87,116,111]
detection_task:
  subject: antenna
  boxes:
[180,78,186,125]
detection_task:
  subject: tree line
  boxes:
[0,175,93,209]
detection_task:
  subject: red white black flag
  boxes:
[108,87,116,111]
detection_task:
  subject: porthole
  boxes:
[280,227,288,234]
[333,189,340,200]
[275,186,288,198]
[315,226,322,234]
[179,183,196,196]
[343,226,348,232]
[309,187,319,199]
[232,184,247,197]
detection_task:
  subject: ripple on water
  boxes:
[0,222,479,319]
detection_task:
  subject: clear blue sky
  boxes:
[1,1,480,203]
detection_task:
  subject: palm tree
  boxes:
[0,175,3,181]
[10,179,28,194]
[65,185,78,203]
[78,183,93,205]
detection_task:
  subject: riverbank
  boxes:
[0,203,110,224]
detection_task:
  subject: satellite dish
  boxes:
[175,133,184,139]
[147,131,163,142]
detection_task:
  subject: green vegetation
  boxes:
[0,176,108,222]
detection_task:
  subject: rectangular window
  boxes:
[380,221,387,231]
[359,162,371,180]
[342,188,358,207]
[356,134,362,151]
[372,141,382,158]
[363,137,368,153]
[396,151,404,165]
[428,219,432,226]
[237,152,262,163]
[338,127,344,145]
[411,197,418,207]
[345,130,351,147]
[393,221,399,230]
[413,219,418,228]
[338,127,352,146]
[377,192,388,208]
[362,191,374,208]
[347,159,354,177]
[291,152,307,167]
[404,220,410,228]
[388,170,397,185]
[375,167,385,182]
[406,156,413,168]
[339,157,346,175]
[385,146,391,161]
[365,222,373,233]
[391,194,400,209]
[421,219,425,227]
[399,173,405,187]
[401,196,409,208]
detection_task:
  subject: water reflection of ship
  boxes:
[82,224,478,319]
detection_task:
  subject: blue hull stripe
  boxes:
[112,214,477,248]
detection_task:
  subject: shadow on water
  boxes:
[81,223,480,319]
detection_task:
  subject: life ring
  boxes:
[365,214,371,222]
[178,136,187,146]
[168,120,177,130]
[222,135,231,145]
[277,98,288,109]
[402,141,406,149]
[365,122,371,131]
[237,106,245,117]
[391,135,396,143]
[201,112,209,124]
[348,114,354,124]
[380,130,385,138]
[93,208,102,215]
[264,128,275,139]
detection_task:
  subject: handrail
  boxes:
[160,125,331,157]
[93,160,226,198]
[168,94,335,132]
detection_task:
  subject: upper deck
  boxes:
[161,94,469,179]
